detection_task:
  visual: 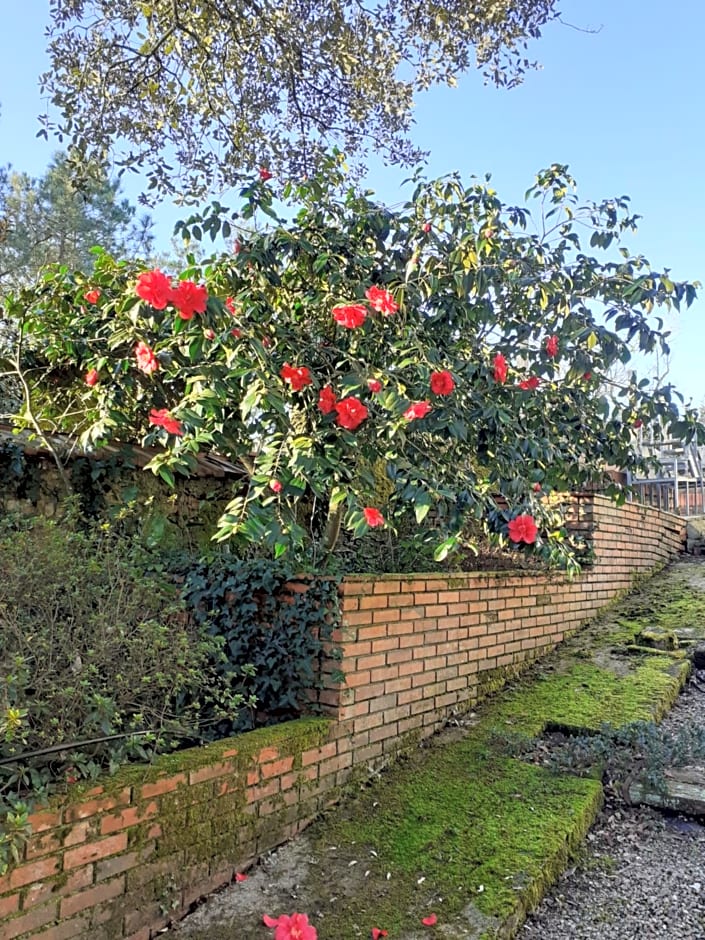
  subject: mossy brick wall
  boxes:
[0,720,332,940]
[0,496,684,939]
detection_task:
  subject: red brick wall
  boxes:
[330,496,684,768]
[0,496,684,940]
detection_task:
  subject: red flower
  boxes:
[367,379,382,393]
[363,507,385,527]
[204,328,216,340]
[583,371,592,382]
[532,482,542,493]
[318,386,337,414]
[493,353,508,384]
[333,303,367,329]
[430,370,455,396]
[365,285,398,316]
[136,269,172,310]
[262,912,317,940]
[507,514,538,545]
[134,341,159,375]
[231,328,243,338]
[149,408,184,436]
[545,335,559,358]
[84,368,99,387]
[259,167,273,182]
[262,336,272,348]
[233,239,242,254]
[421,914,438,927]
[170,280,208,320]
[404,400,432,421]
[234,872,248,882]
[280,363,312,391]
[371,930,388,940]
[269,480,283,493]
[633,418,643,429]
[226,296,239,316]
[335,396,368,431]
[519,376,540,391]
[83,289,101,304]
[422,222,432,234]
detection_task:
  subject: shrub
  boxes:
[0,512,245,872]
[7,164,704,571]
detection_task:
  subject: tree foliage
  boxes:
[5,162,703,570]
[42,0,558,200]
[0,153,152,294]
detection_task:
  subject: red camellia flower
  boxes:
[583,371,592,382]
[84,368,99,387]
[84,289,101,304]
[259,167,273,182]
[262,912,317,940]
[234,872,248,883]
[280,363,312,391]
[365,285,398,316]
[367,379,382,393]
[335,396,368,430]
[519,376,540,391]
[533,482,542,493]
[149,408,184,436]
[135,269,172,310]
[269,479,283,493]
[430,370,455,396]
[363,507,385,527]
[318,386,337,414]
[404,400,432,421]
[204,328,216,340]
[332,303,367,329]
[226,296,238,316]
[507,514,538,545]
[633,418,643,429]
[372,930,388,940]
[170,280,208,320]
[421,914,438,927]
[231,328,243,338]
[545,334,559,358]
[422,222,432,234]
[493,353,508,384]
[134,341,159,375]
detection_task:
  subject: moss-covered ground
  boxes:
[174,559,705,940]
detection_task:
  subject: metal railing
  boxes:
[628,434,705,517]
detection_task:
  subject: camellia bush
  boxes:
[3,160,703,570]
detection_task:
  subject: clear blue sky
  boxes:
[1,1,704,404]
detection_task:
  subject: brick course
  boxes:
[0,496,684,939]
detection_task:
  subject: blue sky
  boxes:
[1,0,704,404]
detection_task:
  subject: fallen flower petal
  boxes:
[234,872,248,882]
[422,913,438,926]
[371,929,388,939]
[263,915,279,928]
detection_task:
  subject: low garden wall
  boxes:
[0,495,685,940]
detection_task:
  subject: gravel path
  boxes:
[520,673,705,940]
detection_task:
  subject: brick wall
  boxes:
[0,496,684,939]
